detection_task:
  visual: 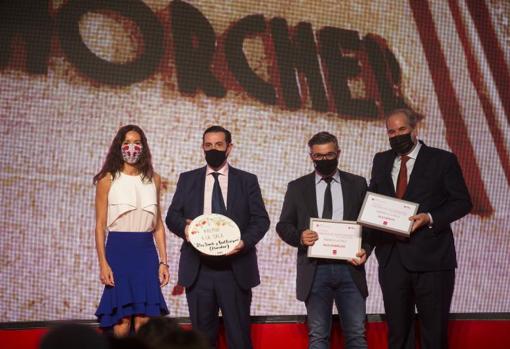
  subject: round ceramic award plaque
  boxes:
[188,214,241,256]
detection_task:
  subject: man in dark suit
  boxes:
[276,132,370,349]
[369,108,472,349]
[166,126,270,349]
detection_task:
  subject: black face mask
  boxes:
[314,158,338,176]
[205,149,227,168]
[389,133,415,155]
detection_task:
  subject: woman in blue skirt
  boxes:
[93,125,169,336]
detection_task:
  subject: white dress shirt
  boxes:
[391,141,422,189]
[390,141,433,224]
[203,163,229,214]
[315,170,344,220]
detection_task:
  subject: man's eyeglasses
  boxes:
[310,152,338,161]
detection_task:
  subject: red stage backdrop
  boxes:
[0,0,509,321]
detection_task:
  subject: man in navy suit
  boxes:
[369,108,472,349]
[166,126,270,349]
[276,132,370,349]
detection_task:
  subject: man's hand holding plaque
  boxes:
[300,229,318,246]
[188,214,241,255]
[409,213,431,232]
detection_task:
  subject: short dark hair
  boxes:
[385,108,419,129]
[203,125,232,144]
[109,337,150,349]
[308,132,339,150]
[40,323,109,349]
[137,317,208,349]
[137,317,180,349]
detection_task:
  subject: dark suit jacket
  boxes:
[368,142,472,271]
[276,170,370,301]
[166,165,270,290]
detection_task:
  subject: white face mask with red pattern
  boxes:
[121,143,143,164]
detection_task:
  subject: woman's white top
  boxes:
[107,172,158,232]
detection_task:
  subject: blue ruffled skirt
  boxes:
[95,231,169,328]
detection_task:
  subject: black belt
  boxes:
[200,255,232,270]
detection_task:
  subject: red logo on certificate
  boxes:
[383,221,388,225]
[332,250,337,255]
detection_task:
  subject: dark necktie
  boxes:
[322,177,333,219]
[396,155,410,199]
[211,172,227,215]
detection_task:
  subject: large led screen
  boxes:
[1,0,509,321]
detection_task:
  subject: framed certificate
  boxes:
[307,219,362,260]
[357,191,419,237]
[188,214,241,256]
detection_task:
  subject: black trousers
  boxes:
[186,264,253,349]
[378,248,455,349]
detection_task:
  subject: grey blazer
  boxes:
[276,170,371,301]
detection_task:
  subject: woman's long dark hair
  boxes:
[93,125,154,184]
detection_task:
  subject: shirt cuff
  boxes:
[427,213,434,228]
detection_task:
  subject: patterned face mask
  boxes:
[121,143,143,164]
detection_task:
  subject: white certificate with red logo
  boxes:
[307,219,362,260]
[357,192,419,237]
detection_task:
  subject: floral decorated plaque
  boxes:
[188,214,241,255]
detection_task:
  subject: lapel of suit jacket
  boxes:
[405,141,430,200]
[303,172,319,218]
[339,170,354,220]
[381,151,397,197]
[383,151,397,197]
[197,166,207,216]
[226,165,238,216]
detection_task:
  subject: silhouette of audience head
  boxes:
[39,318,208,349]
[108,336,151,349]
[40,323,108,349]
[137,317,208,349]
